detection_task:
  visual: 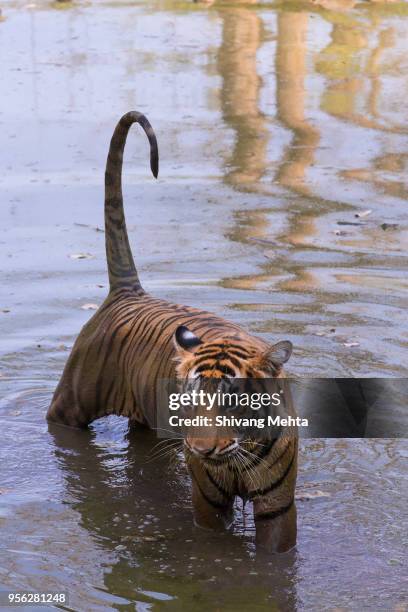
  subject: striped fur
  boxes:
[47,111,298,553]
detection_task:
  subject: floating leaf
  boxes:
[296,489,331,501]
[314,329,336,337]
[74,223,104,233]
[81,303,98,311]
[355,209,372,219]
[388,559,401,566]
[69,252,94,260]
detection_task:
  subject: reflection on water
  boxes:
[212,0,407,376]
[275,11,320,197]
[0,0,407,378]
[0,0,407,609]
[217,3,268,189]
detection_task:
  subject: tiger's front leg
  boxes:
[253,496,297,553]
[250,437,298,553]
[188,459,235,530]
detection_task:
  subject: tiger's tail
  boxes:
[104,111,159,291]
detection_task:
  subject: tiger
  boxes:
[47,111,298,553]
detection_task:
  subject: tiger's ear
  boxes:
[174,326,203,354]
[252,340,293,372]
[266,340,293,367]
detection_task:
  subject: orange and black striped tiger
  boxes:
[47,111,298,553]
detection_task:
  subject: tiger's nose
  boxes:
[192,444,216,457]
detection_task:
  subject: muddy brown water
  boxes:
[0,0,407,609]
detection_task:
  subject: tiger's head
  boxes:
[172,325,292,463]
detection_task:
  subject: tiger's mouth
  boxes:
[183,439,240,463]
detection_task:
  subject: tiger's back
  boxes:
[49,288,263,426]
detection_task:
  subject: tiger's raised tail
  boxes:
[105,111,159,291]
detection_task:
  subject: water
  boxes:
[0,0,407,609]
